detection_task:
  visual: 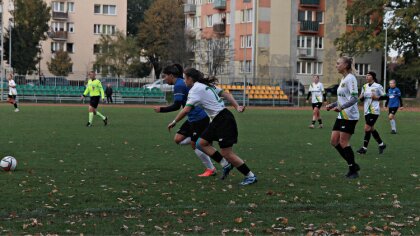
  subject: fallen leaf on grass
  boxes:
[276,217,288,225]
[235,217,243,223]
[389,222,405,227]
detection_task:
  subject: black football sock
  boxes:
[335,145,347,162]
[210,151,223,163]
[237,163,251,176]
[14,103,18,108]
[311,120,316,125]
[363,131,371,148]
[318,119,323,124]
[371,130,383,145]
[343,146,357,171]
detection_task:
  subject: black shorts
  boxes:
[332,118,358,134]
[200,109,238,148]
[177,116,211,142]
[389,107,398,115]
[8,95,16,99]
[191,116,210,142]
[312,102,322,109]
[177,120,193,139]
[365,114,379,126]
[90,96,101,108]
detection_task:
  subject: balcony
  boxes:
[300,0,320,7]
[300,21,319,33]
[48,31,68,41]
[297,48,316,59]
[213,0,226,10]
[52,11,68,20]
[213,23,226,35]
[184,4,196,15]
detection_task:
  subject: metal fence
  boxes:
[0,75,166,104]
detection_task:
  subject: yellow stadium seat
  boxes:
[224,89,230,93]
[275,86,281,91]
[248,94,254,99]
[225,85,232,90]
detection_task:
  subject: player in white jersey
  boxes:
[7,73,19,112]
[168,68,257,186]
[326,57,360,179]
[306,75,326,128]
[356,71,386,155]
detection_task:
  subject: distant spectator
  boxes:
[39,73,45,85]
[105,83,113,104]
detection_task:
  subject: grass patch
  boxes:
[0,105,418,234]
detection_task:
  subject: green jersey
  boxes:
[83,79,104,99]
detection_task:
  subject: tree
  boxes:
[127,0,154,36]
[137,0,187,79]
[94,31,149,78]
[47,50,73,76]
[334,0,420,98]
[3,0,50,75]
[193,38,229,77]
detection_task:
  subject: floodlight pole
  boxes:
[0,0,3,101]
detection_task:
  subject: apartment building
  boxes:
[185,0,383,86]
[1,0,127,80]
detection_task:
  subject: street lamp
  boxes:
[8,17,12,69]
[383,7,392,93]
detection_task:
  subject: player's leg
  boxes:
[309,104,316,128]
[92,97,107,125]
[389,108,397,133]
[339,131,359,178]
[219,146,257,185]
[369,115,386,153]
[316,104,323,128]
[87,105,95,126]
[191,118,216,176]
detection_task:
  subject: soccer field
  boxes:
[0,104,419,235]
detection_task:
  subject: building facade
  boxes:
[1,0,127,80]
[184,0,383,87]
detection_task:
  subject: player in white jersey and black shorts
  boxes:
[306,75,326,128]
[168,68,257,186]
[356,71,386,155]
[7,73,19,112]
[326,57,360,179]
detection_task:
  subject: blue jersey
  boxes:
[173,78,207,122]
[387,87,402,108]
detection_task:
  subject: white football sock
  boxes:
[390,119,396,131]
[194,149,215,170]
[246,171,255,177]
[220,158,229,167]
[179,137,191,145]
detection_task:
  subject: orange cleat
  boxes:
[198,168,217,177]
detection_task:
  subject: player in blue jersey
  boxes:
[385,80,403,134]
[154,64,218,177]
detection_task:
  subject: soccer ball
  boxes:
[1,156,17,171]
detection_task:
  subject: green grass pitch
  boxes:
[0,104,419,234]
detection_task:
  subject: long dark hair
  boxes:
[184,68,218,86]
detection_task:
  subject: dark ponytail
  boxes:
[184,68,218,86]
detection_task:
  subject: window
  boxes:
[94,4,101,14]
[52,1,65,12]
[52,22,65,32]
[67,2,74,12]
[206,15,213,27]
[315,62,323,75]
[316,12,323,23]
[240,35,252,48]
[103,5,116,15]
[103,25,116,35]
[93,44,101,54]
[207,0,214,3]
[355,63,370,75]
[316,37,323,49]
[66,43,74,53]
[241,9,253,22]
[94,24,101,34]
[241,61,251,73]
[51,42,64,52]
[67,23,74,33]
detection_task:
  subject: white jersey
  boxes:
[337,74,359,120]
[8,80,17,95]
[361,82,385,115]
[186,82,225,120]
[309,82,325,103]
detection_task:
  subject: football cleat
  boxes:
[345,164,360,179]
[378,144,387,154]
[239,176,258,186]
[198,168,217,177]
[86,122,92,127]
[103,117,108,126]
[221,163,233,180]
[309,124,315,129]
[14,108,19,112]
[391,130,397,134]
[356,147,367,154]
[318,124,323,128]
